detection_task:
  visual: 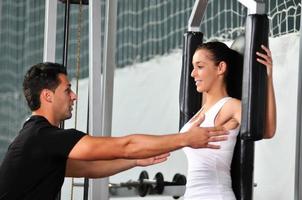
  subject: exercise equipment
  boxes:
[57,1,87,200]
[179,32,203,129]
[241,14,269,141]
[59,0,88,4]
[171,173,187,199]
[109,171,187,198]
[179,1,269,200]
[231,13,269,200]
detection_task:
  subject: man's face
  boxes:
[52,74,77,121]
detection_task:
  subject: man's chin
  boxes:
[64,113,72,120]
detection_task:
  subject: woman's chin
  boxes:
[196,87,204,93]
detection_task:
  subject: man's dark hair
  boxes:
[23,62,67,111]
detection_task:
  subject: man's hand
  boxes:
[136,153,170,167]
[184,113,228,149]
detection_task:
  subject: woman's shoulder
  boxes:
[221,97,241,122]
[225,97,241,109]
[215,97,241,125]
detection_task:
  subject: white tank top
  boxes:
[181,97,239,200]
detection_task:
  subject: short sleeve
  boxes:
[38,127,86,158]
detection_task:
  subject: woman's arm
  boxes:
[256,45,277,138]
[216,98,241,130]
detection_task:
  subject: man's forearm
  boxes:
[120,133,187,159]
[66,159,137,178]
[70,133,187,161]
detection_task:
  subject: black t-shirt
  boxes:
[0,115,86,200]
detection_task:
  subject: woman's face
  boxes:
[191,49,220,93]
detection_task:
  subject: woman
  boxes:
[180,41,276,200]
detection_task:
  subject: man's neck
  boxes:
[32,110,60,127]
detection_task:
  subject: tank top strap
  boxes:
[206,97,232,120]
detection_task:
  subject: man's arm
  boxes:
[68,115,228,161]
[65,153,170,178]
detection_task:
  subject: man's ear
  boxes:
[41,89,53,103]
[217,61,227,75]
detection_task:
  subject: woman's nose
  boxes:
[191,68,196,78]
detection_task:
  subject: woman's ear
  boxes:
[217,61,227,75]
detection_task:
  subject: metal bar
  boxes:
[89,0,118,199]
[62,183,186,198]
[92,0,117,197]
[83,94,90,200]
[62,0,70,67]
[109,185,186,198]
[294,12,302,200]
[187,0,208,32]
[101,0,116,137]
[58,0,89,4]
[88,0,104,198]
[43,0,57,62]
[237,0,265,15]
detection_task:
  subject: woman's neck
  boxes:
[202,88,228,112]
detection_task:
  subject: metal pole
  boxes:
[62,0,70,67]
[83,98,90,200]
[43,1,63,199]
[59,0,71,132]
[237,0,265,15]
[101,0,116,139]
[294,8,302,200]
[187,0,208,32]
[43,0,57,62]
[89,0,116,199]
[89,0,104,199]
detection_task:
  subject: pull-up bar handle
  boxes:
[238,0,266,15]
[187,0,208,32]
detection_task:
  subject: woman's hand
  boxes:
[256,45,273,79]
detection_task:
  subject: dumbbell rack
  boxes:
[109,171,186,199]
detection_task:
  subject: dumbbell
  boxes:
[110,171,163,197]
[150,173,186,199]
[171,173,186,199]
[110,171,187,198]
[137,171,185,196]
[137,171,165,196]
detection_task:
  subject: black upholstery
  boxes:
[241,14,269,141]
[231,14,269,200]
[179,32,203,129]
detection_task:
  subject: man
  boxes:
[0,62,228,200]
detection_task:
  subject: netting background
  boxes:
[0,0,301,161]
